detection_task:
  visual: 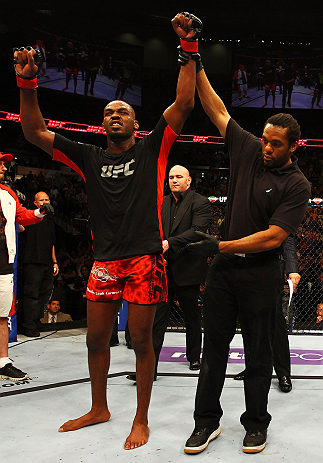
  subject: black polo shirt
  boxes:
[223,118,310,253]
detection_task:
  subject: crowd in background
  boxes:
[8,142,323,329]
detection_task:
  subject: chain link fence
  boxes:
[168,200,323,335]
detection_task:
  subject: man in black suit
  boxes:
[127,165,211,380]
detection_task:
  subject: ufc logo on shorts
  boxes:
[101,159,135,178]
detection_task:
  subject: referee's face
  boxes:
[262,124,297,169]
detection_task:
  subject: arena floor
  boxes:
[1,330,322,463]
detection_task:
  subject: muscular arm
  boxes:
[20,88,55,155]
[196,69,231,138]
[163,58,196,135]
[218,224,289,254]
[163,13,196,134]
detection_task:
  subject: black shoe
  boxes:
[278,375,292,393]
[0,363,29,381]
[126,341,133,349]
[109,336,119,347]
[189,361,201,371]
[24,329,40,337]
[184,425,221,454]
[233,369,245,380]
[126,374,157,382]
[243,429,267,453]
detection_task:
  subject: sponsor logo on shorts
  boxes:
[87,288,122,296]
[91,265,118,282]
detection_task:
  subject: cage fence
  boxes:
[168,201,323,335]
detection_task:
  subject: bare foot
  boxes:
[124,422,150,450]
[58,409,111,432]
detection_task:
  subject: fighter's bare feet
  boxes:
[124,422,150,450]
[58,409,111,432]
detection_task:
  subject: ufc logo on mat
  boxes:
[101,159,135,178]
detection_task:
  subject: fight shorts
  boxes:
[265,84,276,91]
[0,274,14,317]
[86,254,167,305]
[65,67,78,75]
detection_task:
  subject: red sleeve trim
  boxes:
[53,148,86,182]
[157,125,178,239]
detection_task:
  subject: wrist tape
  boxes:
[16,75,38,89]
[180,39,198,53]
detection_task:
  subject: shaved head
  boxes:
[168,165,191,198]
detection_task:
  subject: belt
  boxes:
[233,252,282,259]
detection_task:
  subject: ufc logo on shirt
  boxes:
[101,159,135,178]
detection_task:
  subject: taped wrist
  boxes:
[180,39,198,53]
[16,75,38,89]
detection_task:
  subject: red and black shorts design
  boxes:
[86,253,167,305]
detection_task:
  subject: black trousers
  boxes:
[23,263,53,331]
[242,291,291,378]
[282,83,294,106]
[153,272,202,371]
[194,254,282,432]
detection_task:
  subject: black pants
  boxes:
[154,273,202,369]
[194,253,282,432]
[123,270,202,375]
[23,263,53,331]
[242,289,291,378]
[282,83,294,106]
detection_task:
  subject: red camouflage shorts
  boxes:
[265,83,276,91]
[86,253,167,305]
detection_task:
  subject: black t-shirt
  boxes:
[22,214,55,266]
[53,116,177,261]
[223,118,311,253]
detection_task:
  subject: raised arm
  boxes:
[13,47,55,155]
[196,68,231,139]
[163,13,200,135]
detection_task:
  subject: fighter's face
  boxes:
[0,161,7,180]
[102,101,138,142]
[262,124,297,169]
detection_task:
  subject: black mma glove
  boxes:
[13,46,43,79]
[39,203,54,216]
[180,12,203,42]
[177,13,204,72]
[186,231,220,256]
[177,47,204,73]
